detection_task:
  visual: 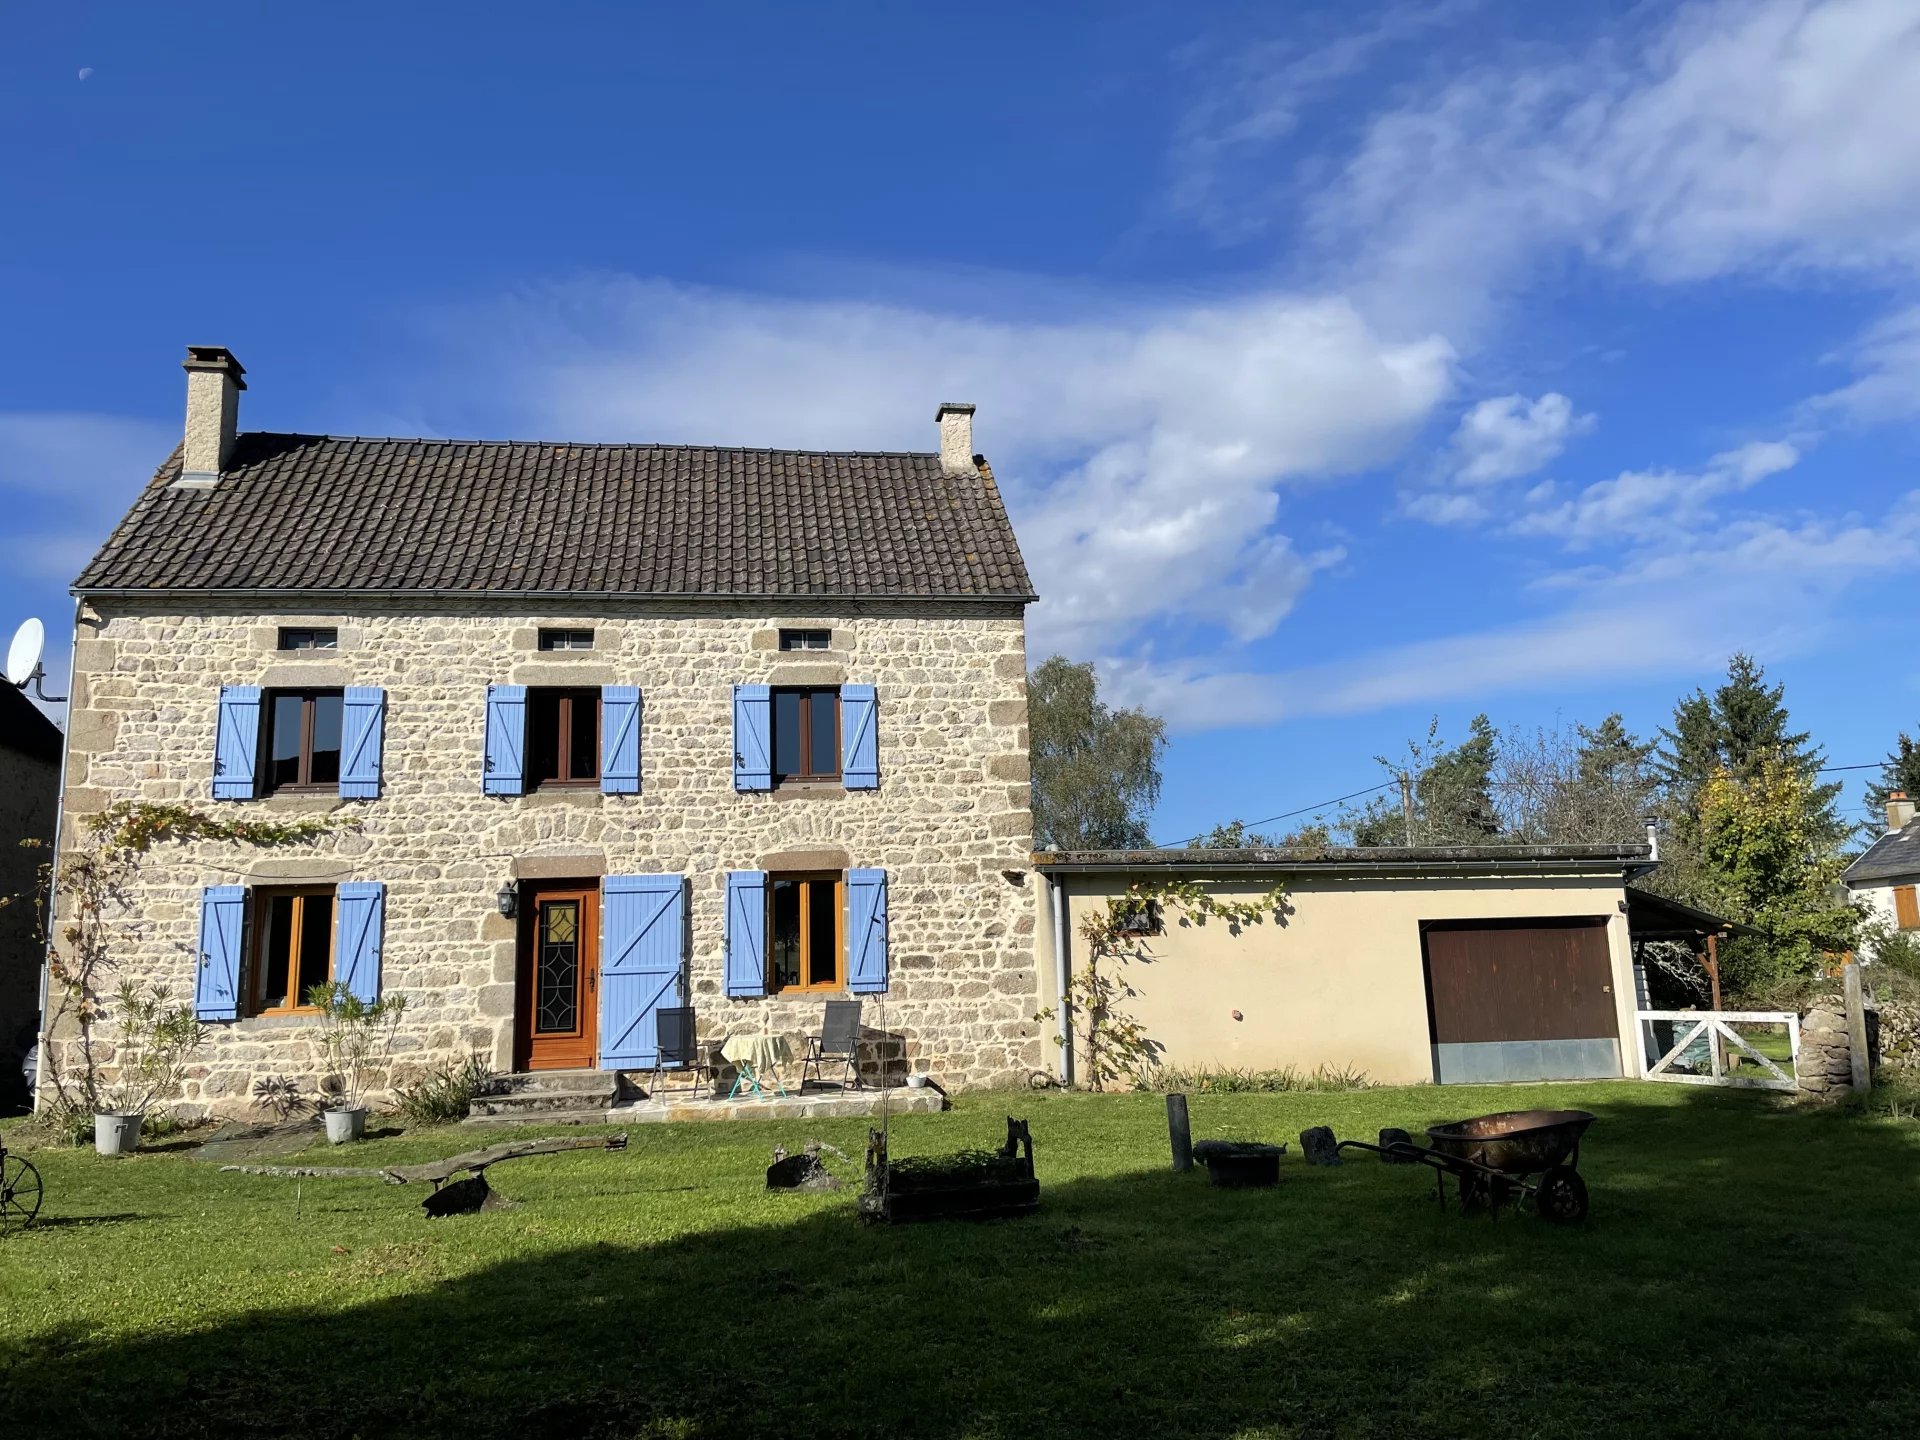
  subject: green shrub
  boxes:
[392,1053,494,1124]
[1136,1063,1372,1095]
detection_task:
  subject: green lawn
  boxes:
[5,1083,1920,1438]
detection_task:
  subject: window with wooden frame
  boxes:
[777,627,831,652]
[277,627,338,651]
[537,627,595,651]
[1896,885,1920,932]
[249,886,336,1015]
[526,687,600,788]
[771,687,839,784]
[768,873,844,992]
[264,689,345,792]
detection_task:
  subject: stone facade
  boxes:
[44,598,1039,1116]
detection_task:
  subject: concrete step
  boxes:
[468,1069,620,1118]
[462,1106,613,1127]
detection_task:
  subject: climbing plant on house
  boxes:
[41,800,349,1117]
[1037,878,1288,1092]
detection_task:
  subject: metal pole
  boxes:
[1050,874,1073,1088]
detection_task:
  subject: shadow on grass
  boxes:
[8,1087,1920,1439]
[12,1212,142,1231]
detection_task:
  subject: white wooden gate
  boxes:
[1636,1010,1800,1091]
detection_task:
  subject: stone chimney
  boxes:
[1889,791,1916,832]
[177,345,247,487]
[936,402,976,477]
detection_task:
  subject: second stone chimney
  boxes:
[936,402,976,477]
[178,345,247,487]
[1889,791,1916,832]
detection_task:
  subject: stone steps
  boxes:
[466,1068,620,1122]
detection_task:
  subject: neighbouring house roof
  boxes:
[74,435,1036,602]
[0,683,63,765]
[1624,886,1761,941]
[1031,843,1653,875]
[1844,820,1920,886]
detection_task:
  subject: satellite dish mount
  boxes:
[5,618,65,703]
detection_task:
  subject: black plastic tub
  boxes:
[1198,1142,1284,1188]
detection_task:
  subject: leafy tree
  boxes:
[1029,656,1167,851]
[1695,759,1861,997]
[1187,820,1280,850]
[1496,714,1658,845]
[1867,730,1920,813]
[1348,715,1500,845]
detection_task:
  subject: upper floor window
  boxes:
[778,628,831,652]
[265,689,344,792]
[538,628,596,651]
[526,687,599,788]
[278,627,338,651]
[251,885,335,1015]
[772,687,839,783]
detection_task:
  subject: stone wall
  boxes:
[1796,998,1879,1100]
[44,598,1038,1116]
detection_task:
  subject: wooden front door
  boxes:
[517,884,600,1070]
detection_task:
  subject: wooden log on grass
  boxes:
[220,1132,629,1185]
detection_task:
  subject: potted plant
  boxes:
[308,981,406,1144]
[93,981,205,1156]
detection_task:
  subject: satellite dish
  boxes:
[5,618,44,687]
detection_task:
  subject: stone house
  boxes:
[42,346,1040,1116]
[0,684,62,1111]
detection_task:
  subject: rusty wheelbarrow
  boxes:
[1335,1109,1595,1222]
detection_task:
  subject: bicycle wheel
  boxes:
[1,1151,43,1231]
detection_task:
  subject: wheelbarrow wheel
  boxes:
[1534,1166,1588,1223]
[1,1151,43,1231]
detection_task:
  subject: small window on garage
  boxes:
[538,628,596,651]
[278,627,338,651]
[778,628,831,652]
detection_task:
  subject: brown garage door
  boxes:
[1422,918,1621,1083]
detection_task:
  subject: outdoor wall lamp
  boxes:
[496,882,518,919]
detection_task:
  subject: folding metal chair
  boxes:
[800,1000,863,1091]
[650,1007,718,1098]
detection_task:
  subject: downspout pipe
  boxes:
[1050,872,1073,1088]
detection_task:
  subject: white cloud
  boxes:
[1511,438,1801,544]
[426,277,1455,657]
[1814,303,1920,421]
[1444,392,1594,487]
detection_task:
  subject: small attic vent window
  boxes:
[778,628,831,652]
[278,627,338,651]
[538,628,595,651]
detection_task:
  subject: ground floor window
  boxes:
[251,886,336,1015]
[769,873,843,992]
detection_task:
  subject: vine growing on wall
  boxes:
[40,800,352,1114]
[1035,878,1289,1092]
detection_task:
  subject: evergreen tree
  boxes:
[1867,730,1920,813]
[1656,653,1843,844]
[1346,715,1500,845]
[1028,656,1167,851]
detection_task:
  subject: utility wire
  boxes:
[1158,781,1397,849]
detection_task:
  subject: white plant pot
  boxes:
[906,1074,931,1089]
[94,1111,143,1157]
[323,1106,368,1145]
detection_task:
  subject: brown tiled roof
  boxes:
[75,434,1035,601]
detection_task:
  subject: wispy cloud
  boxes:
[423,276,1455,658]
[1511,438,1802,545]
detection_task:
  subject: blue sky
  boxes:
[4,1,1919,842]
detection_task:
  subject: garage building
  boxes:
[1032,844,1654,1088]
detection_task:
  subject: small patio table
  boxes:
[721,1032,793,1099]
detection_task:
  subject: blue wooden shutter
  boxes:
[212,685,262,800]
[847,868,890,994]
[598,874,685,1069]
[339,687,387,799]
[841,684,878,790]
[334,882,386,1005]
[601,685,641,795]
[483,684,527,796]
[194,885,247,1020]
[724,870,767,997]
[732,684,771,791]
